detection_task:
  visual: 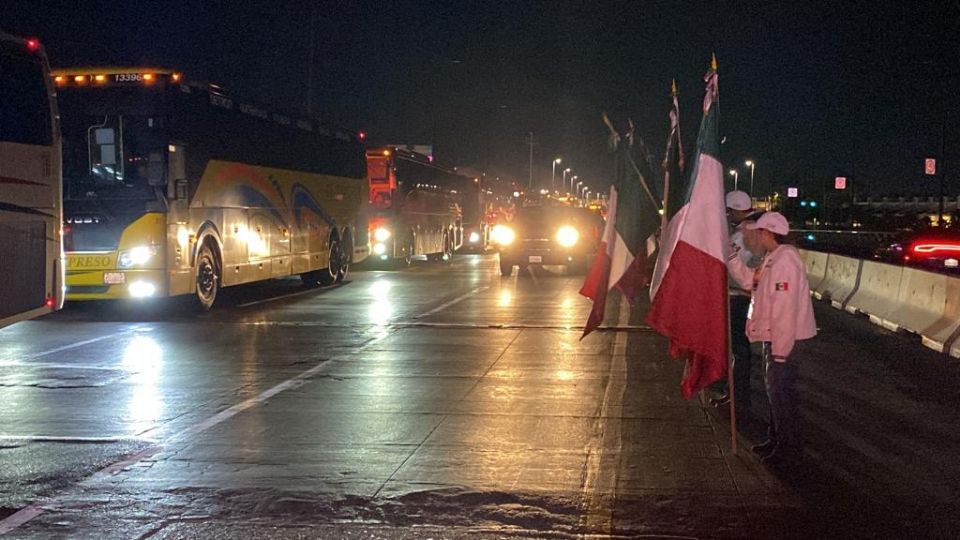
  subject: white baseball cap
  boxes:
[745,212,790,235]
[725,191,752,211]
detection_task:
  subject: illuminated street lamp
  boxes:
[745,160,756,196]
[552,158,562,191]
[562,168,572,192]
[570,174,578,193]
[729,169,739,191]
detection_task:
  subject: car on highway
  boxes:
[873,226,960,273]
[492,202,602,276]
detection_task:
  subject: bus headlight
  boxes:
[118,246,157,268]
[374,227,392,242]
[469,231,481,243]
[373,243,387,255]
[556,226,579,247]
[491,225,516,246]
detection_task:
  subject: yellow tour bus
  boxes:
[52,67,368,309]
[0,32,64,329]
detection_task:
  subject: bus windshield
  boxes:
[59,92,166,200]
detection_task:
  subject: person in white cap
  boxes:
[727,211,817,465]
[711,191,764,413]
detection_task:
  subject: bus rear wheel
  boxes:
[195,243,220,311]
[318,238,342,286]
[337,231,352,282]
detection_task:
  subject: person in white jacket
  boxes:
[727,212,817,465]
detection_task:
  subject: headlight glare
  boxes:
[491,225,516,246]
[118,245,156,268]
[556,225,579,247]
[374,227,391,242]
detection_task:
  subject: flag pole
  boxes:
[710,51,737,454]
[727,289,737,454]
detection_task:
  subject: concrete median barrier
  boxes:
[843,261,904,326]
[799,249,829,293]
[883,267,960,354]
[814,254,862,309]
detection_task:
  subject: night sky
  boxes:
[6,0,958,198]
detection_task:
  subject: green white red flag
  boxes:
[646,59,730,399]
[580,120,661,338]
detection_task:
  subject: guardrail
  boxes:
[799,249,960,359]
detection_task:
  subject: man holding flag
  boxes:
[646,56,731,400]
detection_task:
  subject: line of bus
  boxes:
[366,146,465,266]
[52,67,368,309]
[0,32,63,329]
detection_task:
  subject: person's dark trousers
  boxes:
[730,295,752,411]
[762,342,803,450]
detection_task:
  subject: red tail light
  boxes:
[45,296,55,308]
[910,242,960,256]
[26,38,40,51]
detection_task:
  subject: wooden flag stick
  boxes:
[726,290,738,454]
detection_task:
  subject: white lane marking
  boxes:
[11,329,141,362]
[579,297,630,534]
[0,436,154,443]
[413,286,488,319]
[0,506,43,535]
[0,332,390,535]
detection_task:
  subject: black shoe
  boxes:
[710,395,730,407]
[751,440,776,456]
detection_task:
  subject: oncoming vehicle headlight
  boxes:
[374,227,392,242]
[118,245,157,268]
[469,231,481,243]
[491,225,516,246]
[556,225,579,247]
[373,243,387,255]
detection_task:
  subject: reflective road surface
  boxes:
[2,254,960,539]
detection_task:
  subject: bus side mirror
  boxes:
[175,178,189,200]
[147,151,165,186]
[168,144,188,199]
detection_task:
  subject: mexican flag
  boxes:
[580,127,661,338]
[646,61,730,399]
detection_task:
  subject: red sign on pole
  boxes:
[835,176,847,190]
[925,158,937,176]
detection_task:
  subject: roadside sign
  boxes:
[787,187,798,198]
[925,158,937,176]
[835,176,847,190]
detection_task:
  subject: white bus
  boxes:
[0,32,63,328]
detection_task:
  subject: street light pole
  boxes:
[552,158,562,191]
[570,175,578,194]
[745,160,756,197]
[729,169,739,191]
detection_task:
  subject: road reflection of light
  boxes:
[560,297,575,310]
[121,334,164,430]
[368,278,394,336]
[498,289,513,307]
[554,369,575,381]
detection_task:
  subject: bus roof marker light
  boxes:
[172,73,181,82]
[143,73,155,83]
[94,74,106,83]
[26,38,40,51]
[73,75,86,84]
[54,75,65,84]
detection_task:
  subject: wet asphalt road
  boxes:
[2,253,960,539]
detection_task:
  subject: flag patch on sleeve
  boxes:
[775,282,789,291]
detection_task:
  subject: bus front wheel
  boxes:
[195,243,220,311]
